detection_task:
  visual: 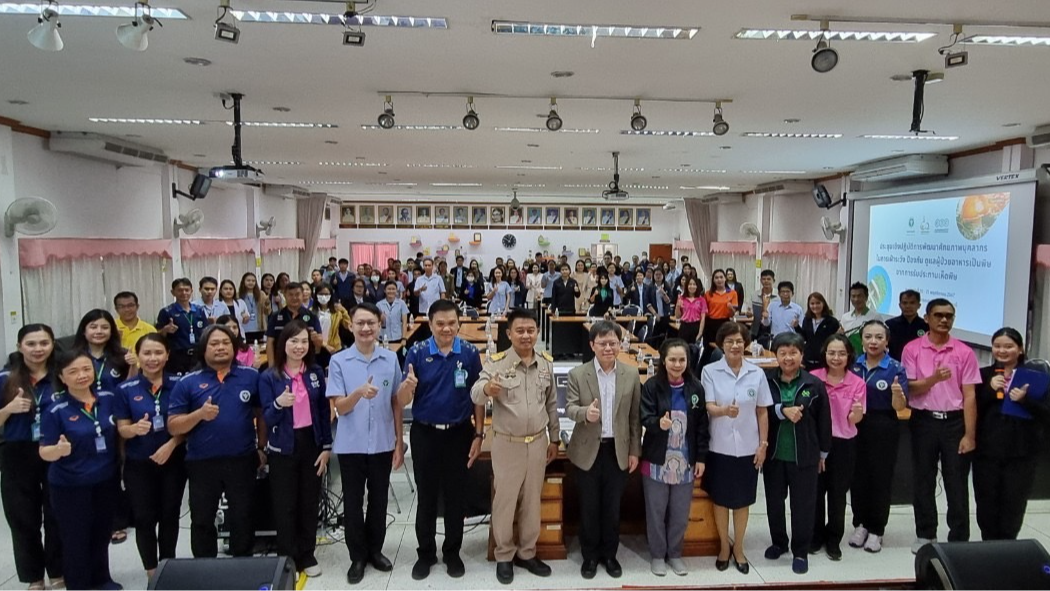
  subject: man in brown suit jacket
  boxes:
[565,320,642,580]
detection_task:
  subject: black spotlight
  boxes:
[546,98,563,131]
[631,99,647,131]
[378,95,395,129]
[811,32,838,73]
[463,96,479,130]
[712,102,729,136]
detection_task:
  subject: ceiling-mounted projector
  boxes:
[601,151,629,201]
[208,164,263,183]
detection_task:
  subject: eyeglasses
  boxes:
[353,321,378,329]
[722,339,746,347]
[593,340,620,350]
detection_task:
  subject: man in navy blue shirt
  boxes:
[266,282,323,355]
[157,277,206,374]
[167,325,265,558]
[398,299,484,580]
[885,290,928,361]
[331,258,356,308]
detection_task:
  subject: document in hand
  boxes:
[1000,368,1050,420]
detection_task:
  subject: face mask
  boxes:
[371,275,380,282]
[467,277,475,283]
[317,295,331,305]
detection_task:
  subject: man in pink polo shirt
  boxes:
[901,298,979,554]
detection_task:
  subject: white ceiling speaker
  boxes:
[739,221,761,241]
[5,197,58,237]
[173,209,204,237]
[256,215,276,236]
[820,216,847,242]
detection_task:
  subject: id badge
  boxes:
[152,414,165,432]
[188,329,196,345]
[31,421,41,442]
[454,368,467,388]
[95,435,107,453]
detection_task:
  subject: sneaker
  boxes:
[667,558,688,576]
[764,545,788,560]
[792,556,809,574]
[911,537,935,555]
[303,565,322,577]
[826,545,842,561]
[650,558,667,576]
[848,526,869,548]
[863,534,883,553]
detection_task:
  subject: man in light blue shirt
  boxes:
[606,263,626,307]
[377,281,410,342]
[414,258,447,315]
[763,281,804,337]
[540,261,559,306]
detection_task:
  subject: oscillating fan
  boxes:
[739,222,761,241]
[820,216,847,242]
[4,197,58,237]
[173,209,204,237]
[256,216,276,236]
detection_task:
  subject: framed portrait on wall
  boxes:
[339,204,357,228]
[358,205,376,227]
[599,207,616,229]
[618,207,633,230]
[377,205,394,227]
[490,206,507,228]
[581,207,598,229]
[472,206,488,227]
[397,206,413,226]
[415,205,432,228]
[636,207,651,228]
[526,206,542,227]
[453,205,469,228]
[508,205,524,228]
[434,205,450,228]
[563,207,580,228]
[545,207,561,227]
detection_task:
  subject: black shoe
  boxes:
[809,542,823,555]
[411,557,436,581]
[346,562,365,585]
[604,557,623,578]
[369,553,393,572]
[764,544,787,560]
[444,554,466,578]
[514,557,552,577]
[581,559,598,579]
[826,545,842,561]
[715,556,729,571]
[496,561,514,585]
[733,555,750,575]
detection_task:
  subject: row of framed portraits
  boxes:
[339,204,654,230]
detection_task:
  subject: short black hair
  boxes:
[771,331,806,354]
[849,282,869,296]
[777,281,795,293]
[328,256,337,262]
[113,291,139,306]
[199,276,218,289]
[338,258,349,265]
[195,324,237,367]
[588,320,621,342]
[820,333,856,368]
[428,299,460,320]
[926,298,955,314]
[283,282,303,293]
[715,322,749,347]
[506,308,538,328]
[171,277,192,290]
[900,289,921,301]
[760,269,776,279]
[350,301,381,321]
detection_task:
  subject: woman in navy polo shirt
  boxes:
[848,320,908,553]
[260,320,333,577]
[114,334,186,577]
[0,324,63,591]
[39,349,121,591]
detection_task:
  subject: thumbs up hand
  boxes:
[402,364,418,393]
[276,387,296,409]
[3,388,31,415]
[200,396,220,421]
[659,411,672,431]
[56,434,72,457]
[356,376,379,400]
[586,398,601,423]
[784,405,804,424]
[484,372,503,397]
[132,413,152,436]
[1009,383,1030,402]
[891,375,904,396]
[162,318,178,334]
[726,399,740,419]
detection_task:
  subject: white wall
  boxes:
[256,190,298,238]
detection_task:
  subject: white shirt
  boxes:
[593,359,618,438]
[700,357,774,457]
[841,307,879,336]
[416,272,446,314]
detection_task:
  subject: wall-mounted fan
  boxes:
[820,216,847,242]
[739,222,761,241]
[173,209,204,237]
[256,216,276,236]
[5,197,58,237]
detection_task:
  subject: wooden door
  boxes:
[649,243,672,264]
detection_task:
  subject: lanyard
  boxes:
[95,360,106,387]
[150,382,163,412]
[80,400,102,435]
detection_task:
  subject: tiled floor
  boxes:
[3,460,1050,590]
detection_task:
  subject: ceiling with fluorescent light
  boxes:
[2,0,1049,203]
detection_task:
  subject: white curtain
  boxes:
[23,258,106,337]
[762,254,839,313]
[183,253,257,286]
[101,254,170,323]
[313,248,335,272]
[262,249,301,281]
[1033,266,1050,361]
[712,252,755,290]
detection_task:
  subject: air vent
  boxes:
[752,181,814,196]
[49,132,168,167]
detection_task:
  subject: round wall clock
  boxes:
[502,234,517,250]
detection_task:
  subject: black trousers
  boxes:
[851,410,900,536]
[50,477,118,590]
[165,348,196,375]
[973,454,1037,541]
[813,437,856,549]
[576,441,628,562]
[910,412,971,541]
[0,441,62,583]
[338,451,393,562]
[186,454,257,558]
[763,458,819,558]
[269,428,324,570]
[123,448,188,570]
[410,421,473,561]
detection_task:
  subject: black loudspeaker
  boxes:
[915,540,1050,590]
[148,556,296,590]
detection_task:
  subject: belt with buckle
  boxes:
[418,419,469,431]
[921,409,962,420]
[493,430,546,444]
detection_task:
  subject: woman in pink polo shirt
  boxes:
[809,334,865,560]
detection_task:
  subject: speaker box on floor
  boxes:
[147,556,296,590]
[915,539,1050,590]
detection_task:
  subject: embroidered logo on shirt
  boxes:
[747,388,756,398]
[876,379,889,390]
[133,395,144,402]
[917,329,926,336]
[110,368,121,378]
[69,415,79,422]
[197,321,204,328]
[690,394,699,408]
[239,390,251,403]
[199,383,209,389]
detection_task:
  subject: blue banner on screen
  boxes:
[867,192,1011,337]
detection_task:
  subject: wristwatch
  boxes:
[474,432,486,440]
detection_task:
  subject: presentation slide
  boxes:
[850,179,1036,344]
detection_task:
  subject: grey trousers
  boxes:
[642,476,693,559]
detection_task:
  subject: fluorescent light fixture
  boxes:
[495,165,563,170]
[494,127,600,134]
[492,21,700,40]
[0,3,187,18]
[734,29,935,42]
[228,121,338,128]
[620,129,715,137]
[742,132,843,139]
[576,167,646,172]
[431,183,483,187]
[681,185,732,190]
[89,117,203,124]
[290,180,355,185]
[242,160,302,166]
[661,168,728,173]
[740,170,808,174]
[360,124,464,131]
[384,182,417,186]
[563,184,607,189]
[962,35,1050,47]
[405,163,476,168]
[624,184,669,190]
[861,134,959,140]
[496,183,545,188]
[230,10,447,28]
[319,161,388,167]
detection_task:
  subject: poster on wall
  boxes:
[582,207,598,229]
[617,207,633,230]
[359,205,376,228]
[563,207,580,229]
[339,204,357,228]
[397,206,413,227]
[508,204,524,228]
[526,206,542,227]
[599,207,616,229]
[377,205,394,227]
[489,205,507,229]
[472,206,488,227]
[434,205,451,228]
[453,205,469,228]
[415,206,432,228]
[545,206,561,228]
[636,207,651,229]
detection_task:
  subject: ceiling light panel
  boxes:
[230,11,447,28]
[492,21,700,40]
[962,35,1050,47]
[430,183,483,187]
[0,3,187,18]
[742,132,843,139]
[319,161,389,167]
[495,165,563,170]
[494,127,600,134]
[661,168,728,173]
[242,161,303,166]
[229,121,337,128]
[624,184,669,190]
[861,134,959,140]
[290,181,355,185]
[681,185,732,190]
[405,163,476,168]
[620,129,714,137]
[563,184,608,189]
[577,167,646,172]
[89,117,203,124]
[740,170,808,174]
[360,124,464,131]
[734,29,936,42]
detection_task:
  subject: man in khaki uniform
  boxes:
[471,309,559,585]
